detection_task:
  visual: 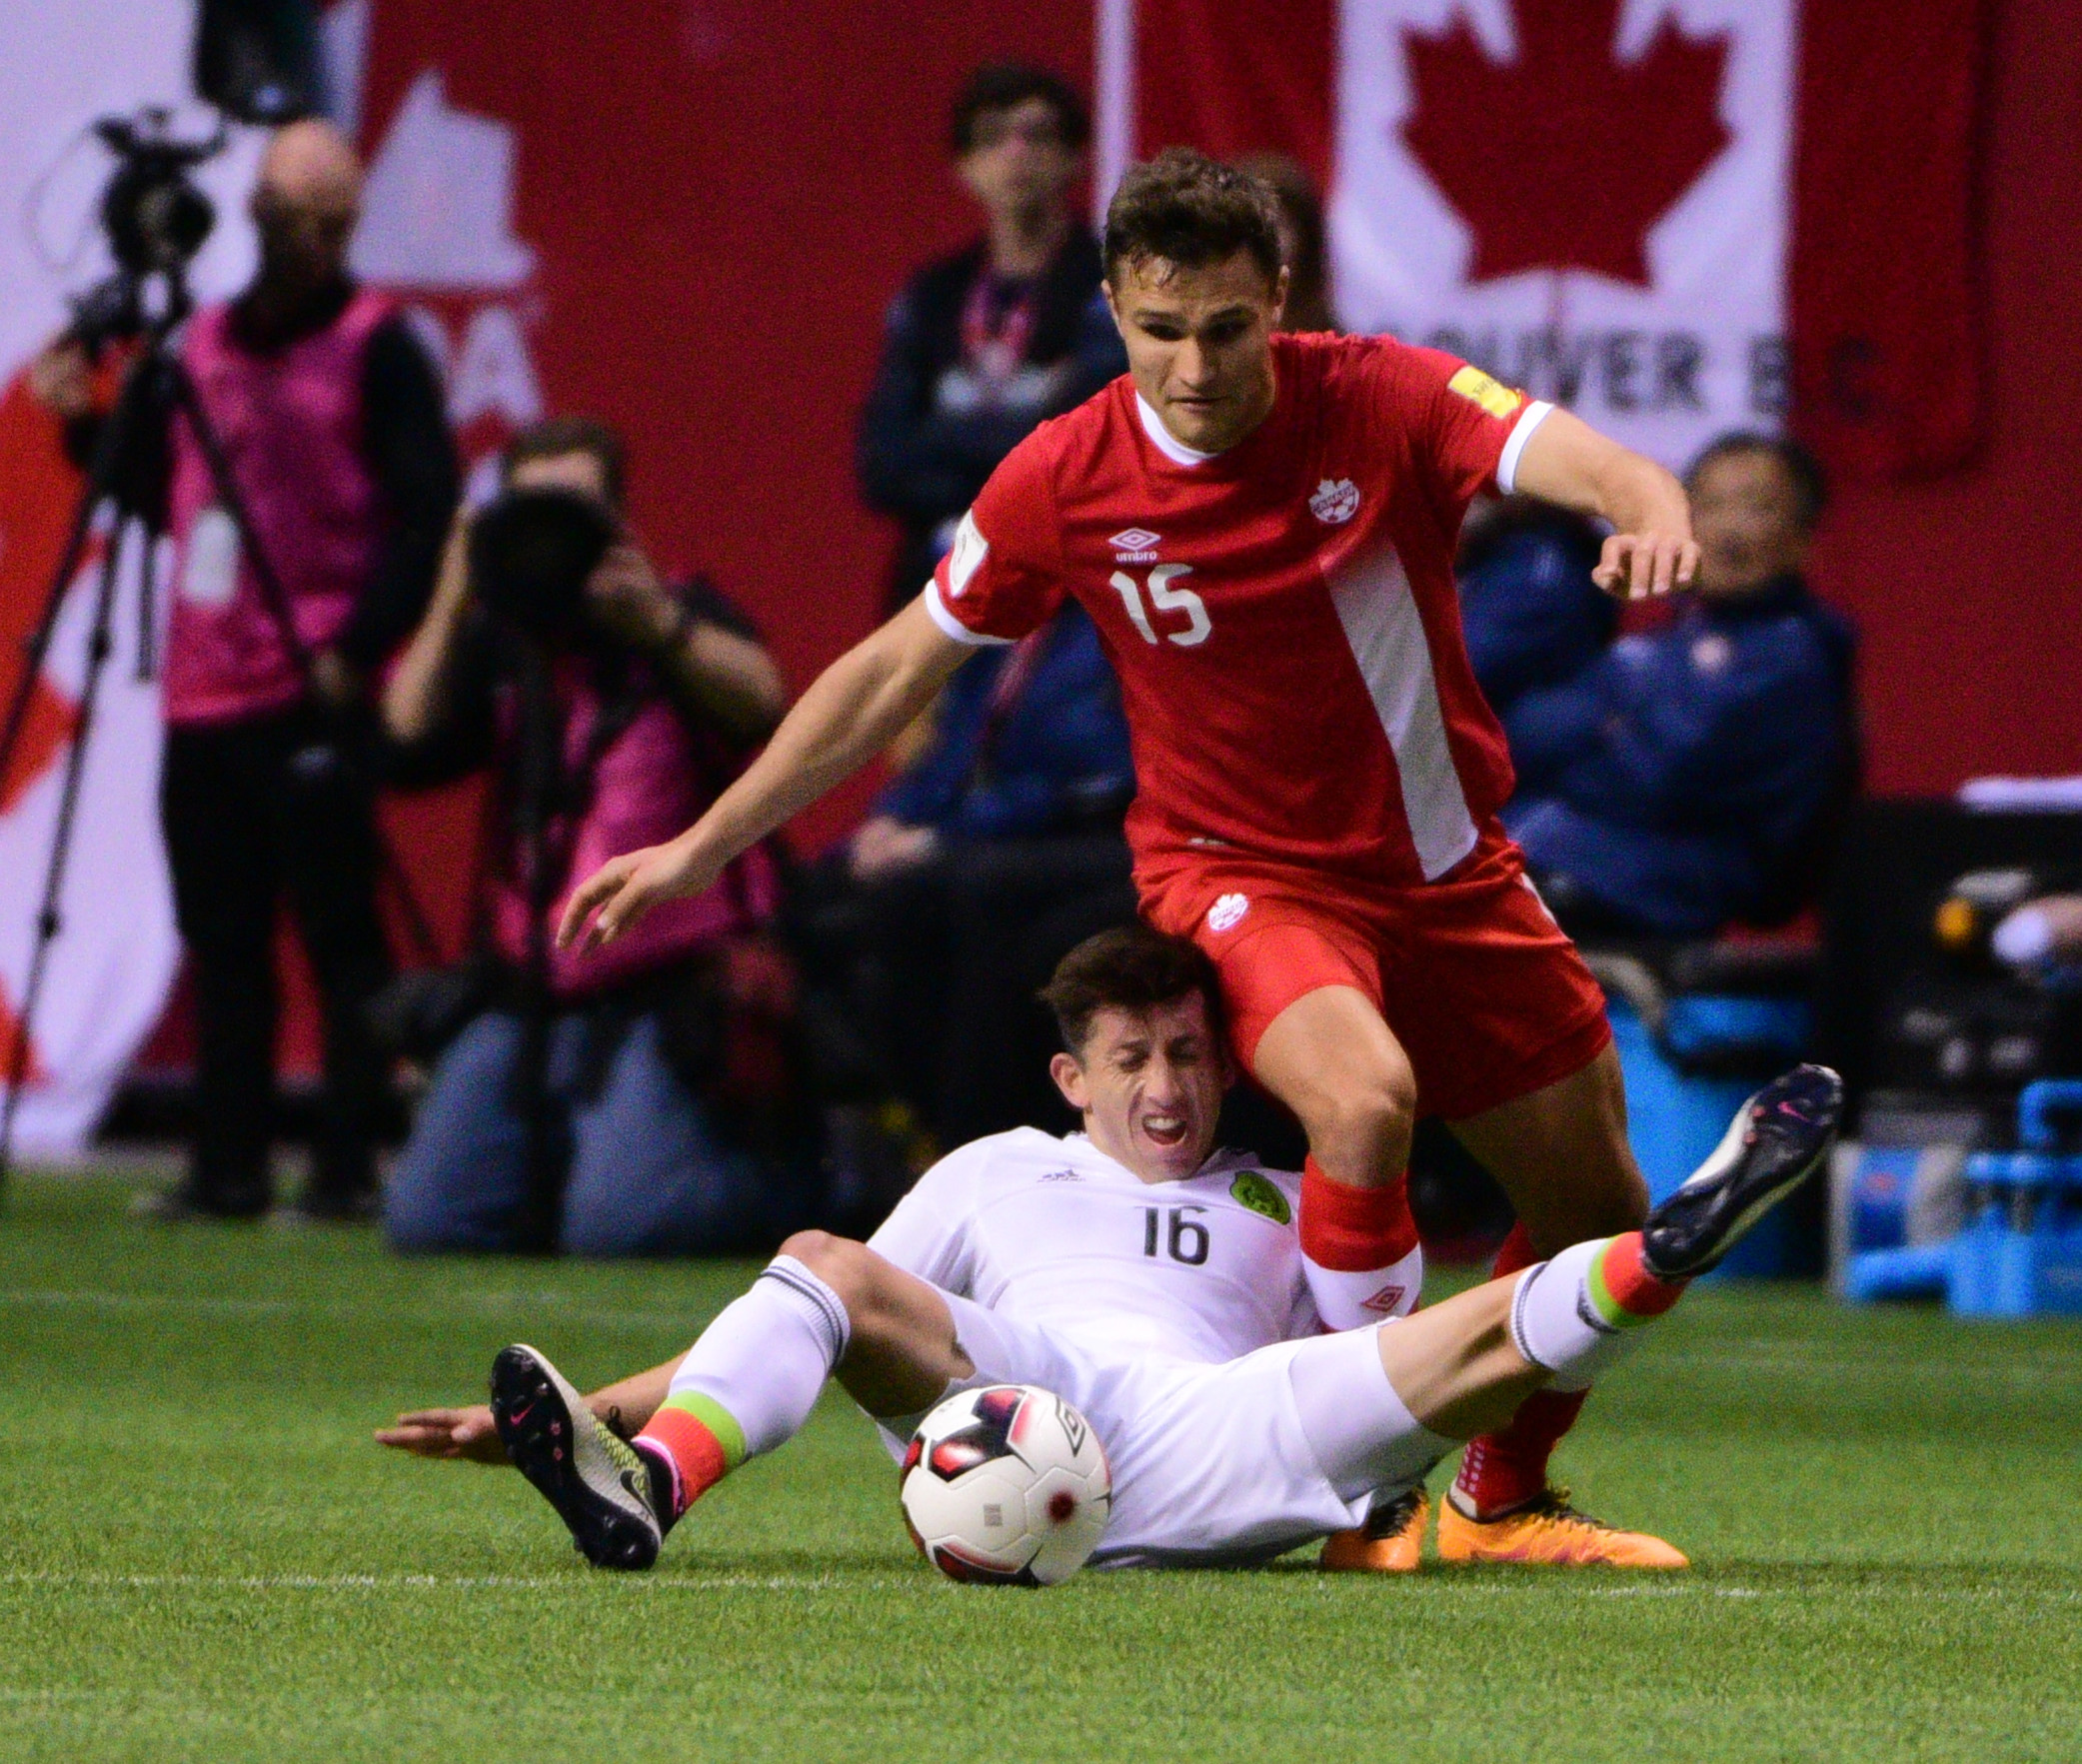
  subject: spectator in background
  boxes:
[795,600,1134,1152]
[858,63,1125,612]
[1234,153,1337,334]
[1503,433,1856,940]
[380,418,802,1256]
[1457,496,1616,717]
[37,121,460,1224]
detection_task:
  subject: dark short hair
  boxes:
[503,415,627,509]
[1103,148,1283,290]
[1039,923,1225,1055]
[1688,431,1828,531]
[950,63,1088,155]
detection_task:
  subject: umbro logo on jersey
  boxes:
[947,511,989,598]
[1109,527,1161,562]
[1206,892,1249,933]
[1310,479,1360,525]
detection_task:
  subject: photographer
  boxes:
[380,417,801,1257]
[80,120,460,1224]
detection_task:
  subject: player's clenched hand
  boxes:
[375,1405,507,1464]
[1593,530,1700,602]
[556,834,720,952]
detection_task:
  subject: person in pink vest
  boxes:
[134,120,460,1223]
[380,417,804,1255]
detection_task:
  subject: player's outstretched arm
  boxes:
[1511,407,1699,602]
[558,598,976,950]
[376,1356,683,1464]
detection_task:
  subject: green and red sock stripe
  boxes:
[1585,1232,1688,1330]
[637,1392,747,1519]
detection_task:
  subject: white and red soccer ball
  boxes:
[899,1385,1111,1586]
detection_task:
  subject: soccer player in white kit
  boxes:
[382,927,1840,1572]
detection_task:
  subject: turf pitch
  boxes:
[3,1170,2078,1763]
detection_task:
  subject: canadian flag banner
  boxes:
[1108,0,1987,477]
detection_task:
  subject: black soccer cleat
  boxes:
[490,1343,665,1571]
[1640,1063,1844,1279]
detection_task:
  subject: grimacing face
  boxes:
[1688,448,1811,602]
[1103,250,1288,456]
[1049,993,1231,1184]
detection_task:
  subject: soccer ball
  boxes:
[899,1384,1111,1586]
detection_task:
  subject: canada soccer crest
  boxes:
[1310,479,1360,524]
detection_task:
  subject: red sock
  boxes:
[1298,1157,1419,1266]
[1454,1387,1589,1519]
[1452,1222,1578,1519]
[1594,1231,1688,1317]
[1491,1220,1536,1278]
[1298,1158,1422,1325]
[635,1398,742,1521]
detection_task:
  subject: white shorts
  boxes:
[882,1296,1453,1569]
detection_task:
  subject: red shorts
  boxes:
[1136,824,1611,1122]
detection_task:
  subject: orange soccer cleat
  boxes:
[1320,1486,1428,1572]
[1435,1488,1689,1570]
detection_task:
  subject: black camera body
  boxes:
[467,486,620,642]
[96,113,222,275]
[70,109,227,353]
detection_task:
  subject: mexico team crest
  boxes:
[1310,479,1360,524]
[1229,1171,1292,1226]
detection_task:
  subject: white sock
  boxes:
[1508,1235,1684,1386]
[663,1254,851,1460]
[1303,1243,1425,1329]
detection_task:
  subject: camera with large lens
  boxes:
[69,108,227,352]
[466,486,619,641]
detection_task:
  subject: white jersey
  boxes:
[868,1127,1320,1367]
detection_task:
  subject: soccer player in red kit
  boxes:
[561,151,1701,1569]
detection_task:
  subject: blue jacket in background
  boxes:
[858,231,1126,607]
[878,602,1133,843]
[1456,504,1615,714]
[1501,575,1856,938]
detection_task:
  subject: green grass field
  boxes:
[3,1170,2079,1763]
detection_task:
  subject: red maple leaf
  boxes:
[1401,0,1731,287]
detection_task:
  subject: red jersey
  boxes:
[925,333,1553,885]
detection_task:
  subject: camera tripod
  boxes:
[0,278,440,1203]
